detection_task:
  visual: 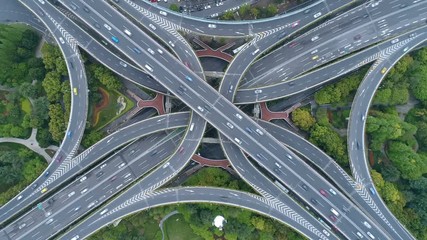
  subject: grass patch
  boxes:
[21,98,31,114]
[0,142,24,151]
[93,89,134,130]
[143,219,162,240]
[330,109,350,129]
[164,214,202,240]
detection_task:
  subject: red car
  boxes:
[329,215,337,222]
[178,147,184,153]
[289,42,299,48]
[291,21,300,28]
[319,189,328,196]
[56,155,63,163]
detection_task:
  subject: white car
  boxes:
[159,11,167,16]
[157,49,164,54]
[254,89,262,94]
[119,61,127,67]
[391,38,399,44]
[234,138,242,144]
[322,230,330,236]
[68,191,76,197]
[255,128,264,135]
[100,209,109,215]
[197,106,204,112]
[311,35,319,42]
[226,122,234,129]
[118,162,126,169]
[59,37,65,44]
[329,188,337,195]
[208,24,216,28]
[147,48,155,55]
[168,41,175,47]
[17,195,23,201]
[79,176,87,182]
[149,24,156,30]
[103,24,112,31]
[38,0,45,4]
[235,113,242,119]
[145,64,153,72]
[313,12,321,18]
[162,162,170,168]
[45,218,54,225]
[80,188,88,194]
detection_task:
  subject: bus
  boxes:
[274,180,289,194]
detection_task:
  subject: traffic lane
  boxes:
[62,187,332,240]
[233,30,396,104]
[123,0,328,36]
[221,139,337,238]
[4,113,188,224]
[0,0,89,223]
[241,0,427,88]
[9,132,184,240]
[103,0,204,80]
[50,0,168,93]
[348,34,427,239]
[210,105,380,238]
[259,120,355,190]
[64,2,387,238]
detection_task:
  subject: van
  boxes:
[145,64,153,72]
[189,123,195,131]
[124,29,132,37]
[234,138,242,144]
[252,49,260,55]
[330,208,340,217]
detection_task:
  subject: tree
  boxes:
[250,8,260,19]
[19,82,37,99]
[381,163,401,182]
[291,108,316,131]
[387,141,427,180]
[31,97,50,128]
[410,65,427,103]
[169,4,179,12]
[48,103,66,142]
[265,4,278,17]
[42,71,62,102]
[221,11,235,20]
[82,131,105,148]
[309,124,348,166]
[19,29,40,50]
[91,65,122,90]
[366,110,417,150]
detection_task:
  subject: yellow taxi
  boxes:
[41,188,48,194]
[312,55,319,60]
[73,88,78,95]
[381,67,387,74]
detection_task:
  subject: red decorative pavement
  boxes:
[193,38,235,62]
[125,90,165,120]
[192,154,230,169]
[259,102,302,123]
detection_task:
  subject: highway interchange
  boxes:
[0,0,426,239]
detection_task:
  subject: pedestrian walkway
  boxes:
[125,90,165,121]
[260,102,301,123]
[193,38,234,62]
[192,154,230,169]
[0,129,52,162]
